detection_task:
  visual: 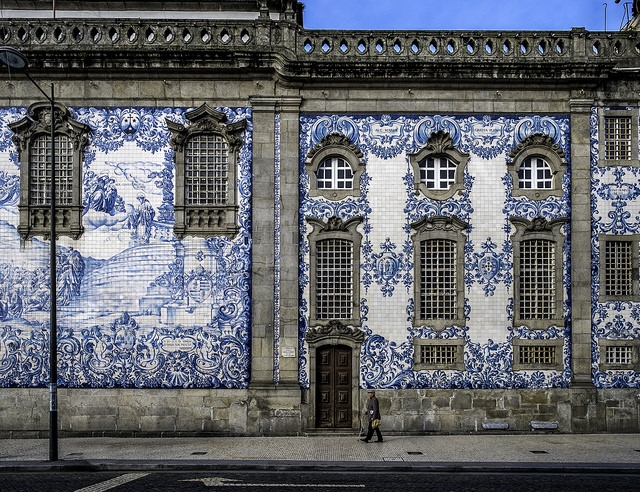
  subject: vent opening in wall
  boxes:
[599,340,640,371]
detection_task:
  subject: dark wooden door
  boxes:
[316,345,352,428]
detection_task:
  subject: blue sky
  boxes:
[303,0,630,32]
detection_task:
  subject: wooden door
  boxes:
[316,345,352,428]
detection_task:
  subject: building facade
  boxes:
[1,0,640,436]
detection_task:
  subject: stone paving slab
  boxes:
[1,434,640,471]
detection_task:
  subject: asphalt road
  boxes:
[2,470,640,492]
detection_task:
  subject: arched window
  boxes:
[409,131,468,200]
[316,156,354,190]
[517,157,553,190]
[306,133,364,201]
[508,133,567,199]
[420,156,457,190]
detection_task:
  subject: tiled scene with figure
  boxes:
[0,0,640,437]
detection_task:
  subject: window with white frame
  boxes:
[167,103,246,239]
[420,156,457,190]
[10,102,90,240]
[598,235,639,301]
[316,156,354,190]
[507,133,567,199]
[409,130,468,200]
[511,217,566,330]
[306,133,364,201]
[518,157,553,189]
[411,216,467,330]
[598,108,639,167]
[307,216,362,327]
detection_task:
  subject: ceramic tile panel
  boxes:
[300,113,571,390]
[0,106,253,389]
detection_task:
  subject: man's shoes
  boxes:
[375,439,383,442]
[360,438,369,442]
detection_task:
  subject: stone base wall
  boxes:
[1,387,639,437]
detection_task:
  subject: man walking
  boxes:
[361,390,383,443]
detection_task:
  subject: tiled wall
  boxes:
[591,107,640,388]
[0,106,253,389]
[299,113,572,390]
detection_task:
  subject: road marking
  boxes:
[73,473,149,492]
[184,477,365,488]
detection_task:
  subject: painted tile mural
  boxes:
[0,106,253,389]
[591,106,640,388]
[299,113,572,390]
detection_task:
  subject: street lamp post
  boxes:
[0,46,58,462]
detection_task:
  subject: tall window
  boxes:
[420,157,457,190]
[599,235,639,301]
[167,103,246,239]
[10,102,90,240]
[517,157,553,190]
[419,239,457,319]
[316,157,354,190]
[604,116,632,161]
[519,239,556,320]
[30,135,75,206]
[411,216,467,330]
[316,238,354,319]
[185,134,229,205]
[307,216,362,328]
[511,217,566,330]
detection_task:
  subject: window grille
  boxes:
[604,116,632,160]
[420,157,456,190]
[420,239,457,319]
[420,344,458,365]
[605,345,633,365]
[519,345,555,365]
[316,238,354,319]
[518,157,552,189]
[519,239,555,319]
[29,135,74,206]
[316,157,353,190]
[185,134,229,205]
[604,240,633,297]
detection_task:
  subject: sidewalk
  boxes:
[1,433,640,473]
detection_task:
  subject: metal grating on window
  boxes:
[519,239,555,319]
[185,134,229,205]
[604,116,632,160]
[420,157,456,190]
[420,344,457,365]
[420,239,456,319]
[605,345,633,365]
[518,157,552,189]
[316,157,353,190]
[519,345,555,365]
[316,238,353,319]
[29,135,74,206]
[604,240,633,297]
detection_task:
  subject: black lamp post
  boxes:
[0,46,58,462]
